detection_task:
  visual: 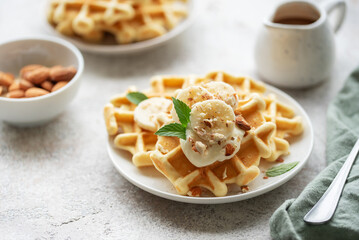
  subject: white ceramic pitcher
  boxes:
[255,0,346,88]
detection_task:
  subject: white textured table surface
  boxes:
[1,0,359,239]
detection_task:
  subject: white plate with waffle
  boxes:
[105,73,314,204]
[45,0,199,55]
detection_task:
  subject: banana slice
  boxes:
[181,99,245,167]
[171,86,213,123]
[202,82,239,109]
[134,97,172,132]
[190,99,235,143]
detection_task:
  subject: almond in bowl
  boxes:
[0,64,77,99]
[0,37,84,127]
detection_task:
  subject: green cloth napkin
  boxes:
[269,68,359,240]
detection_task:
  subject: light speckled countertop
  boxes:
[1,0,359,239]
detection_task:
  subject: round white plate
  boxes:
[44,0,198,55]
[107,85,314,204]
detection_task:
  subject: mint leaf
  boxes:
[266,161,299,177]
[155,123,186,140]
[154,98,190,140]
[126,92,148,105]
[172,97,191,127]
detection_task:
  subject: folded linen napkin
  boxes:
[269,67,359,240]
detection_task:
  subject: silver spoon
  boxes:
[304,138,359,224]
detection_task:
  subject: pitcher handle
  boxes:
[323,0,347,33]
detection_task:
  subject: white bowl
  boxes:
[44,0,199,55]
[0,37,84,127]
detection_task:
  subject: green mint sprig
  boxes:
[266,161,299,177]
[155,123,187,140]
[171,97,191,127]
[155,98,191,140]
[126,92,148,105]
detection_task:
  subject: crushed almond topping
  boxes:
[188,187,202,197]
[213,133,225,141]
[203,119,213,128]
[225,144,235,156]
[235,115,251,131]
[276,157,284,163]
[188,97,193,101]
[195,141,207,154]
[192,145,199,153]
[263,176,269,179]
[195,127,207,137]
[241,186,249,193]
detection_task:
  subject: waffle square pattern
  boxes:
[103,71,303,197]
[48,0,188,44]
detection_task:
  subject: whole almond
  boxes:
[25,87,49,98]
[41,81,53,92]
[0,72,14,87]
[9,82,20,91]
[7,89,25,98]
[50,66,77,82]
[20,64,43,78]
[52,81,67,92]
[19,79,34,91]
[24,67,50,84]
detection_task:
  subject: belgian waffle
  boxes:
[104,89,170,167]
[47,0,188,44]
[103,72,304,197]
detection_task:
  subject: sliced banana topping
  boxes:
[202,81,239,109]
[190,100,235,143]
[134,97,172,132]
[172,86,213,123]
[181,99,245,167]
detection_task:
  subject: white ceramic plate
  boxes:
[107,85,314,204]
[44,0,198,55]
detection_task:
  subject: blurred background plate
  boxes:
[107,84,314,204]
[44,0,199,55]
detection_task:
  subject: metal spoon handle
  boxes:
[304,138,359,224]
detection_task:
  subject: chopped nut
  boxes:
[276,157,284,163]
[195,141,207,154]
[235,115,251,131]
[192,145,199,153]
[212,133,225,142]
[195,127,207,138]
[225,144,235,156]
[203,119,213,128]
[263,176,269,179]
[241,186,249,193]
[188,187,202,197]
